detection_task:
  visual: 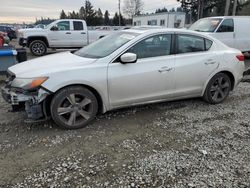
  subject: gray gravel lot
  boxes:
[0,41,249,187]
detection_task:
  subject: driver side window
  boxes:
[56,21,70,31]
[217,19,234,32]
[127,34,172,59]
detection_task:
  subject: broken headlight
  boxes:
[11,77,48,90]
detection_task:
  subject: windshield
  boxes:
[74,32,139,58]
[45,22,55,29]
[189,18,222,32]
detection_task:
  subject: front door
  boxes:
[211,18,235,48]
[48,20,73,47]
[108,34,175,108]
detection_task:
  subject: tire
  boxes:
[29,40,47,56]
[203,73,232,104]
[50,86,98,129]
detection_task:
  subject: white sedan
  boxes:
[1,28,245,129]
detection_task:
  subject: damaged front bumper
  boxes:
[1,86,51,121]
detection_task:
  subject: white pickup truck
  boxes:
[18,19,112,56]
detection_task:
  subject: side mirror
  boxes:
[51,26,59,31]
[120,53,137,64]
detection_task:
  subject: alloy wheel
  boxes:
[31,42,46,56]
[210,76,230,103]
[57,93,93,126]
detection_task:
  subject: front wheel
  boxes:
[29,40,47,56]
[203,73,232,104]
[50,86,98,129]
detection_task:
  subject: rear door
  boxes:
[173,34,219,97]
[213,18,235,47]
[71,21,88,47]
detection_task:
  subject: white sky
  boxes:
[0,0,180,23]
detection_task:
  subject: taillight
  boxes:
[236,54,245,62]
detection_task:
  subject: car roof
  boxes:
[124,27,218,43]
[200,16,250,19]
[126,27,204,36]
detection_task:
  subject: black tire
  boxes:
[203,73,232,104]
[50,86,98,129]
[29,40,47,56]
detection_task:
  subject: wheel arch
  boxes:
[202,70,236,96]
[27,36,49,47]
[48,84,107,114]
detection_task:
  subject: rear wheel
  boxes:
[203,73,232,104]
[29,40,47,56]
[50,86,98,129]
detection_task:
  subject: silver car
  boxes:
[1,28,245,129]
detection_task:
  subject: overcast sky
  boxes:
[0,0,180,23]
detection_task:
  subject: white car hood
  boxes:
[18,28,44,33]
[9,51,97,78]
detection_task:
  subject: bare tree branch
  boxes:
[123,0,144,18]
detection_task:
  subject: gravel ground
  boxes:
[0,80,250,187]
[0,40,249,187]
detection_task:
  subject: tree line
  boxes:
[178,0,250,22]
[59,0,135,26]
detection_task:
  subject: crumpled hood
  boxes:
[9,51,97,78]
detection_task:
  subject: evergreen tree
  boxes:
[113,12,120,26]
[96,8,104,25]
[84,0,96,25]
[79,6,86,19]
[60,10,67,19]
[104,10,110,25]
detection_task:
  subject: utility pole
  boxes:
[197,0,201,19]
[224,0,231,16]
[232,0,237,16]
[118,0,121,26]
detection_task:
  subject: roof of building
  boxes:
[133,12,186,18]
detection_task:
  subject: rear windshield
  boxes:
[189,18,222,32]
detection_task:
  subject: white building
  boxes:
[133,12,186,28]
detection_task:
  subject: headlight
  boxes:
[11,77,48,90]
[18,32,24,38]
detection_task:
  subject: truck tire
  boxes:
[29,40,47,56]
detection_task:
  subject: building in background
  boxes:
[133,12,186,28]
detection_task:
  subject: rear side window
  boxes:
[177,35,205,54]
[217,19,234,32]
[73,21,84,31]
[205,39,213,50]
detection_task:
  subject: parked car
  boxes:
[17,19,113,56]
[1,28,245,129]
[0,25,16,41]
[0,31,10,45]
[189,16,250,53]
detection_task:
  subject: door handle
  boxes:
[81,32,86,34]
[66,32,71,34]
[205,61,216,65]
[158,67,173,73]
